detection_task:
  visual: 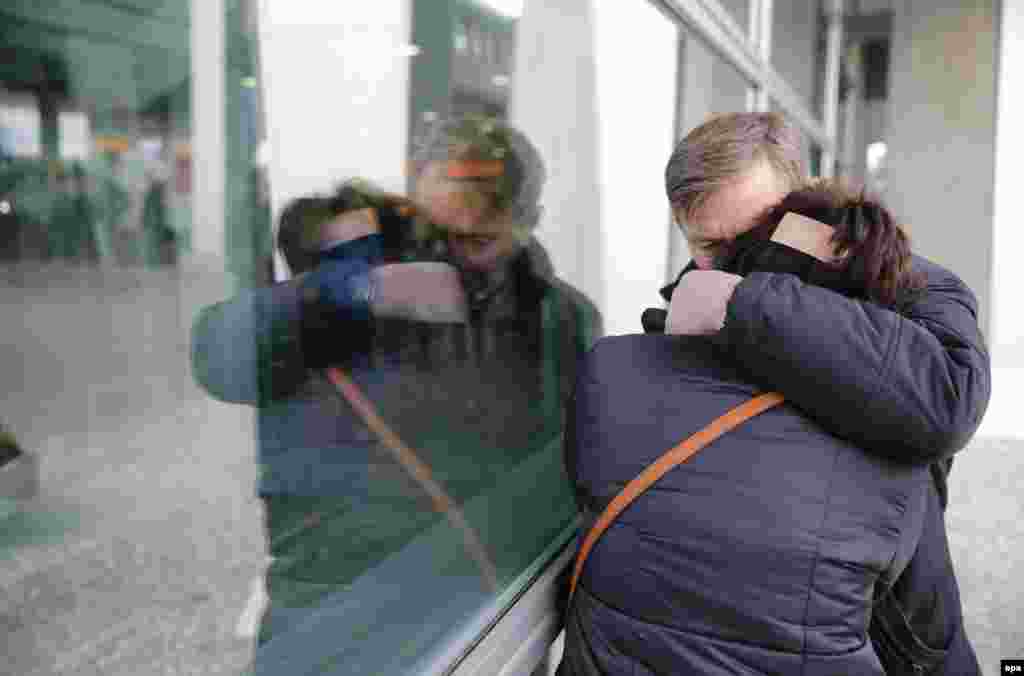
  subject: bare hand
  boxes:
[369,262,468,323]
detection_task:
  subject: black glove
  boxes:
[300,234,386,365]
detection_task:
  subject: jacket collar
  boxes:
[660,260,699,302]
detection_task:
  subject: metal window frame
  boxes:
[748,0,773,111]
[820,0,845,177]
[652,0,834,150]
[448,532,577,676]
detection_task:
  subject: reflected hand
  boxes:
[369,262,468,323]
[665,270,742,335]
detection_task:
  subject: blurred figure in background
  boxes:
[191,115,600,652]
[48,162,98,262]
[0,421,38,513]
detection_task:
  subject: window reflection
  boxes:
[0,0,699,674]
[0,19,197,268]
[195,112,600,672]
[221,2,606,670]
[2,3,263,675]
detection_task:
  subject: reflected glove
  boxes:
[318,232,386,265]
[302,234,387,325]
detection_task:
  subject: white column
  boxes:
[258,2,412,211]
[191,0,226,260]
[513,0,678,335]
[591,1,678,335]
[511,0,604,308]
[991,0,1024,366]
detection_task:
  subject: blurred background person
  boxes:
[190,115,600,651]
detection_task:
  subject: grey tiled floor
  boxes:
[2,264,1022,675]
[946,435,1024,674]
[2,264,264,676]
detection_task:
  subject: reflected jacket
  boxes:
[190,242,601,501]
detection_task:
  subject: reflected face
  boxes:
[676,161,791,270]
[414,161,527,272]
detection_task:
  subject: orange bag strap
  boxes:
[325,366,499,591]
[567,392,785,604]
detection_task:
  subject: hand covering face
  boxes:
[651,212,866,336]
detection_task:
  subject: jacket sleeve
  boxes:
[190,281,307,405]
[714,257,990,464]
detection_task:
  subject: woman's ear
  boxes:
[770,212,836,262]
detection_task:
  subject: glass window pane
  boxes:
[4,0,680,674]
[771,0,825,118]
[719,0,751,37]
[1,1,264,674]
[257,1,603,671]
[676,27,751,134]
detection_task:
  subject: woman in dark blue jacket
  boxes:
[560,184,958,675]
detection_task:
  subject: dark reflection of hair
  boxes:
[276,181,419,276]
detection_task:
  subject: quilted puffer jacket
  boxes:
[561,333,932,675]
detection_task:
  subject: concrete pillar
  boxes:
[885,0,998,338]
[511,0,604,309]
[592,1,677,334]
[991,1,1024,366]
[513,0,678,335]
[258,1,412,210]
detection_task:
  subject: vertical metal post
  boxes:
[746,0,761,111]
[746,0,772,111]
[839,41,861,182]
[755,0,772,111]
[820,0,844,178]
